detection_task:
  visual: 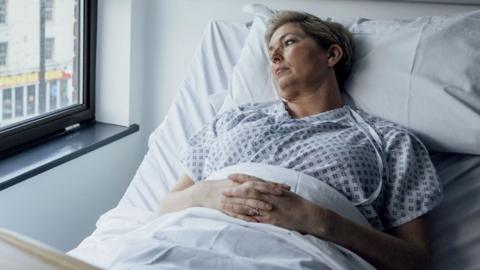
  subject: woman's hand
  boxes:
[221,174,327,234]
[214,174,291,223]
[196,177,290,223]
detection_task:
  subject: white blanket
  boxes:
[70,164,374,270]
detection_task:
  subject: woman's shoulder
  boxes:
[355,111,433,162]
[353,108,408,134]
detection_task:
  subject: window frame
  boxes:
[0,0,97,158]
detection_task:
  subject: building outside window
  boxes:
[14,86,22,117]
[2,88,11,119]
[49,80,57,110]
[44,0,54,21]
[60,79,68,107]
[0,42,7,66]
[45,37,54,61]
[0,1,76,125]
[26,85,35,115]
[0,0,6,24]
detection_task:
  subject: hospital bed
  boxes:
[66,2,480,269]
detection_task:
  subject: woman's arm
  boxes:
[156,174,197,215]
[307,204,431,270]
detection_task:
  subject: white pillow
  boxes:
[218,4,278,114]
[346,10,480,154]
[221,4,480,155]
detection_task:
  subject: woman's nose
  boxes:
[271,49,283,63]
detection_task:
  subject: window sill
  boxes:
[0,122,139,191]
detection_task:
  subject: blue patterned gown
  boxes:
[180,101,443,230]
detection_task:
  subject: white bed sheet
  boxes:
[71,164,377,269]
[69,18,480,270]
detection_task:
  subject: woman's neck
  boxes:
[284,81,344,119]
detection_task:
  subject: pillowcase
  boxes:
[220,3,480,155]
[218,4,278,114]
[345,10,480,154]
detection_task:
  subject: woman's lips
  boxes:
[275,67,289,77]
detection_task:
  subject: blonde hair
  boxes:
[265,11,353,88]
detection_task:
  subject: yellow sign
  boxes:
[0,70,70,88]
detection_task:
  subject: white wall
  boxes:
[96,0,147,132]
[0,133,143,251]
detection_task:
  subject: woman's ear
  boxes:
[326,44,343,68]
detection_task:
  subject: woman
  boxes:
[157,11,442,270]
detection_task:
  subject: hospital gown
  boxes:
[180,101,443,230]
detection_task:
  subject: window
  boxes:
[44,0,54,21]
[45,38,54,61]
[0,42,6,66]
[0,0,6,24]
[0,0,97,157]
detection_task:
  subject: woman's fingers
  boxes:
[221,196,272,211]
[222,201,268,220]
[229,174,291,189]
[222,202,273,224]
[228,174,262,184]
[247,181,290,195]
[223,210,258,223]
[227,174,291,195]
[222,185,277,200]
[222,182,288,197]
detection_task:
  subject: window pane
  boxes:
[0,0,79,130]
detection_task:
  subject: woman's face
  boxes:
[268,23,331,100]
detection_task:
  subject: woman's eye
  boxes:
[284,39,295,46]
